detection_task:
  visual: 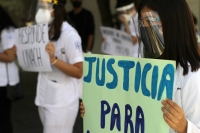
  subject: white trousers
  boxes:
[38,102,78,133]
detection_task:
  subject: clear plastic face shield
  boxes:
[27,0,56,25]
[134,12,164,58]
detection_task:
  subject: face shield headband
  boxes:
[35,0,55,24]
[26,0,66,25]
[138,11,164,57]
[40,0,64,8]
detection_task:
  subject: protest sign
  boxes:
[83,54,175,133]
[15,23,52,72]
[101,26,135,56]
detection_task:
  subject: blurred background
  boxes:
[1,0,199,55]
[0,0,199,133]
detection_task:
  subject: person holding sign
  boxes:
[0,5,20,133]
[80,0,200,132]
[33,0,83,133]
[116,0,143,57]
[138,0,200,132]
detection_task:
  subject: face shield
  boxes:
[133,11,164,58]
[27,0,57,25]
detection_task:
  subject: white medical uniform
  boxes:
[35,22,83,133]
[169,64,200,133]
[0,27,19,87]
[75,51,91,99]
[121,13,143,58]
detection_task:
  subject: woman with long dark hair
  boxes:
[137,0,200,132]
[80,0,200,132]
[34,0,83,132]
[0,5,19,133]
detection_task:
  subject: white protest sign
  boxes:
[101,26,133,56]
[15,23,52,72]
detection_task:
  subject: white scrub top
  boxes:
[169,64,200,133]
[0,27,19,86]
[35,22,84,108]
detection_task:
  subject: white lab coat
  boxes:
[35,22,83,108]
[35,22,83,133]
[0,27,19,86]
[170,63,200,133]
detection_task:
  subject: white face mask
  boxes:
[35,8,54,24]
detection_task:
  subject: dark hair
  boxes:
[51,4,69,41]
[0,5,16,32]
[138,0,200,75]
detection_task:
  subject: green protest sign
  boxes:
[83,54,176,133]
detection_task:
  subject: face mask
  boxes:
[72,1,82,8]
[35,8,54,24]
[140,26,164,57]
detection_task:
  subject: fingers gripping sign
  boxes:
[45,42,56,63]
[80,102,85,118]
[161,99,188,133]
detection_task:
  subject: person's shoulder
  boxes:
[181,65,200,101]
[183,65,200,85]
[2,26,15,32]
[61,22,80,38]
[62,22,75,30]
[1,26,15,36]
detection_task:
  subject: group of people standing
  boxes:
[1,0,200,133]
[0,0,94,133]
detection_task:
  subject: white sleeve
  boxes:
[120,20,137,37]
[129,15,138,37]
[187,119,200,133]
[182,71,200,133]
[129,22,137,37]
[1,28,15,51]
[65,32,83,64]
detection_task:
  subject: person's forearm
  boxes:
[0,53,15,62]
[132,36,138,44]
[87,34,94,51]
[124,23,131,35]
[124,25,138,44]
[52,57,83,79]
[124,24,138,44]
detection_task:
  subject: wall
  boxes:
[0,0,34,27]
[186,0,200,31]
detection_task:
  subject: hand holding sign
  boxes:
[161,99,187,133]
[80,102,85,118]
[7,45,17,56]
[4,45,17,62]
[45,42,56,63]
[83,54,176,133]
[15,23,52,72]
